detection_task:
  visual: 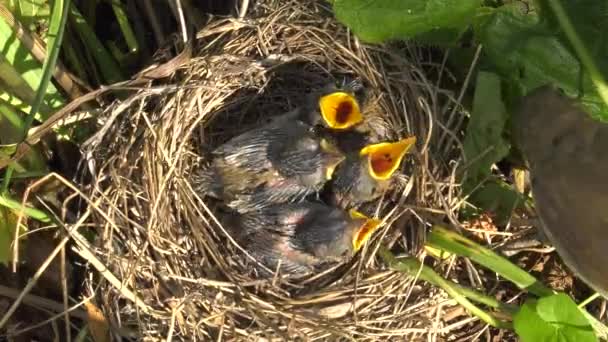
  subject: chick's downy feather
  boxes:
[192,119,344,212]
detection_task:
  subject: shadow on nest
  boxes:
[80,0,466,340]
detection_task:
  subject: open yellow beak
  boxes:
[359,136,416,181]
[349,209,382,252]
[318,92,363,129]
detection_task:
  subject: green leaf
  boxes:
[536,0,608,77]
[24,0,70,129]
[332,0,482,45]
[463,71,510,186]
[514,293,597,342]
[1,0,50,32]
[0,11,64,112]
[0,194,50,223]
[474,4,608,121]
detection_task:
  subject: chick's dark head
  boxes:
[298,78,367,130]
[292,205,382,258]
[229,202,382,275]
[327,136,417,210]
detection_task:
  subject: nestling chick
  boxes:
[191,119,345,213]
[512,85,608,298]
[276,79,367,130]
[278,78,394,154]
[327,137,417,210]
[226,201,382,275]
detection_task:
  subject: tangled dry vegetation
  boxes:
[73,1,482,340]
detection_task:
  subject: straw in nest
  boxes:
[79,1,471,340]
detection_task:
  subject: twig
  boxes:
[0,284,87,321]
[238,0,250,18]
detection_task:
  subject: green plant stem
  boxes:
[546,0,608,106]
[0,195,50,222]
[426,226,553,297]
[379,247,513,329]
[453,281,518,314]
[110,0,138,53]
[579,293,601,309]
[2,0,70,192]
[69,3,123,84]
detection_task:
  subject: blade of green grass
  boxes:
[0,194,50,222]
[23,0,70,133]
[0,90,46,120]
[0,5,64,111]
[2,0,70,192]
[110,0,138,54]
[426,225,553,296]
[0,99,25,136]
[69,3,123,84]
[379,246,513,329]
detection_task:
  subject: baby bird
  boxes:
[276,78,367,130]
[192,119,345,213]
[279,78,393,154]
[226,201,382,275]
[327,137,417,210]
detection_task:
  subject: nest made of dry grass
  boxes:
[78,1,476,340]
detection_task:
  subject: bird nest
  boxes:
[79,1,466,340]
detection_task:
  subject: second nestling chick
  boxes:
[191,119,345,213]
[226,201,382,275]
[327,137,417,210]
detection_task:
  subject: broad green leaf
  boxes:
[463,71,510,186]
[514,294,597,342]
[462,71,521,221]
[474,4,608,121]
[332,0,482,45]
[535,0,608,78]
[1,0,69,190]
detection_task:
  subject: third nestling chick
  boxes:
[226,201,382,275]
[327,136,417,211]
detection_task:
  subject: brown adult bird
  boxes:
[327,137,417,210]
[227,201,382,275]
[512,84,608,298]
[192,118,345,213]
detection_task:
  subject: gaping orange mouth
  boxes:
[349,209,382,251]
[318,92,363,129]
[360,136,417,180]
